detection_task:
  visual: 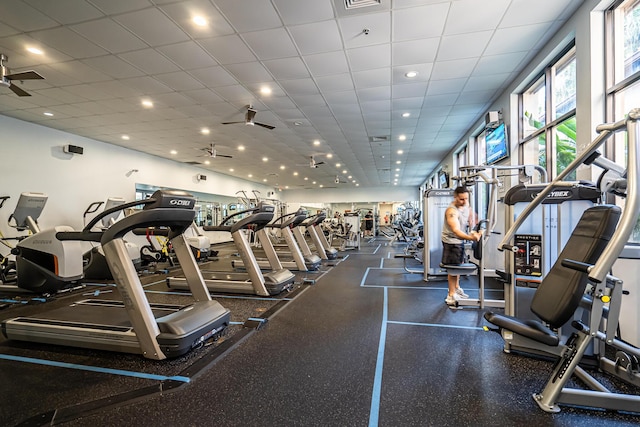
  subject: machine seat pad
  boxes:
[484,311,560,347]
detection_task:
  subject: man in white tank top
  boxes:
[441,186,482,306]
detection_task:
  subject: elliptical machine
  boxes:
[8,192,83,294]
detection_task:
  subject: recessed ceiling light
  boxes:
[313,140,320,146]
[27,47,43,55]
[121,135,130,140]
[319,184,324,188]
[397,150,404,155]
[248,174,253,178]
[399,135,406,141]
[238,145,245,151]
[312,181,316,185]
[348,175,352,179]
[396,160,401,164]
[342,170,347,174]
[170,150,177,155]
[262,157,268,162]
[201,128,210,135]
[402,112,410,118]
[356,183,360,187]
[280,165,286,170]
[260,86,272,95]
[204,160,210,165]
[405,71,418,78]
[327,153,333,159]
[294,121,302,126]
[43,112,53,116]
[293,171,299,176]
[395,168,400,172]
[263,178,268,182]
[395,174,399,177]
[336,163,341,168]
[304,177,308,181]
[229,168,234,172]
[192,16,207,26]
[141,99,153,108]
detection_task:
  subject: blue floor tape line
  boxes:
[368,286,388,427]
[0,354,191,383]
[388,320,485,331]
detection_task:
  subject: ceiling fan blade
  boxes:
[6,70,44,80]
[316,161,325,165]
[8,84,31,97]
[221,121,245,125]
[218,154,233,158]
[255,122,275,130]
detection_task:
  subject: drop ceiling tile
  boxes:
[324,90,358,105]
[289,21,343,55]
[347,44,391,72]
[199,35,257,65]
[80,55,145,79]
[263,57,310,80]
[473,51,528,76]
[154,71,206,91]
[0,0,58,32]
[502,0,576,27]
[358,86,391,102]
[119,76,173,95]
[189,66,238,87]
[391,63,433,84]
[243,28,299,60]
[304,51,350,77]
[392,38,439,66]
[430,58,477,80]
[214,84,254,102]
[392,97,425,110]
[392,3,449,42]
[392,82,427,98]
[115,8,189,46]
[89,0,152,15]
[159,0,234,39]
[427,78,467,96]
[182,88,224,105]
[484,23,548,55]
[464,72,512,92]
[157,41,218,70]
[48,59,112,83]
[215,0,282,32]
[25,0,104,24]
[29,27,108,58]
[273,0,335,25]
[119,48,181,74]
[443,0,510,35]
[71,18,148,54]
[315,73,354,92]
[436,31,493,61]
[353,68,390,89]
[338,12,391,49]
[279,78,319,96]
[225,62,273,84]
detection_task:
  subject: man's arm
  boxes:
[445,207,480,241]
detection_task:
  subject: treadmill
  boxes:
[304,212,338,260]
[233,208,321,272]
[1,190,231,360]
[167,202,295,296]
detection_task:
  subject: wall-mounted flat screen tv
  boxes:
[438,171,449,188]
[485,122,509,165]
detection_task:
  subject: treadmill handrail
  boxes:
[101,208,196,243]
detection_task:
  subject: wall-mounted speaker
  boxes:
[485,111,500,128]
[63,144,84,155]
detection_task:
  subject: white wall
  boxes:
[282,185,419,204]
[0,115,274,239]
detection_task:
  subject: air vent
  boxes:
[345,0,381,8]
[369,135,389,143]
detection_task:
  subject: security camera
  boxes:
[335,176,340,184]
[363,28,370,35]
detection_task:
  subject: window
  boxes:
[520,46,577,180]
[607,0,640,242]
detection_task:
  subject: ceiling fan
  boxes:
[222,106,275,130]
[0,54,44,97]
[201,143,233,159]
[297,155,326,168]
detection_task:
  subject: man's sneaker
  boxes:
[456,287,469,299]
[445,294,459,306]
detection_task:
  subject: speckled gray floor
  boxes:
[1,239,639,426]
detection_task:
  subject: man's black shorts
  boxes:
[441,242,465,265]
